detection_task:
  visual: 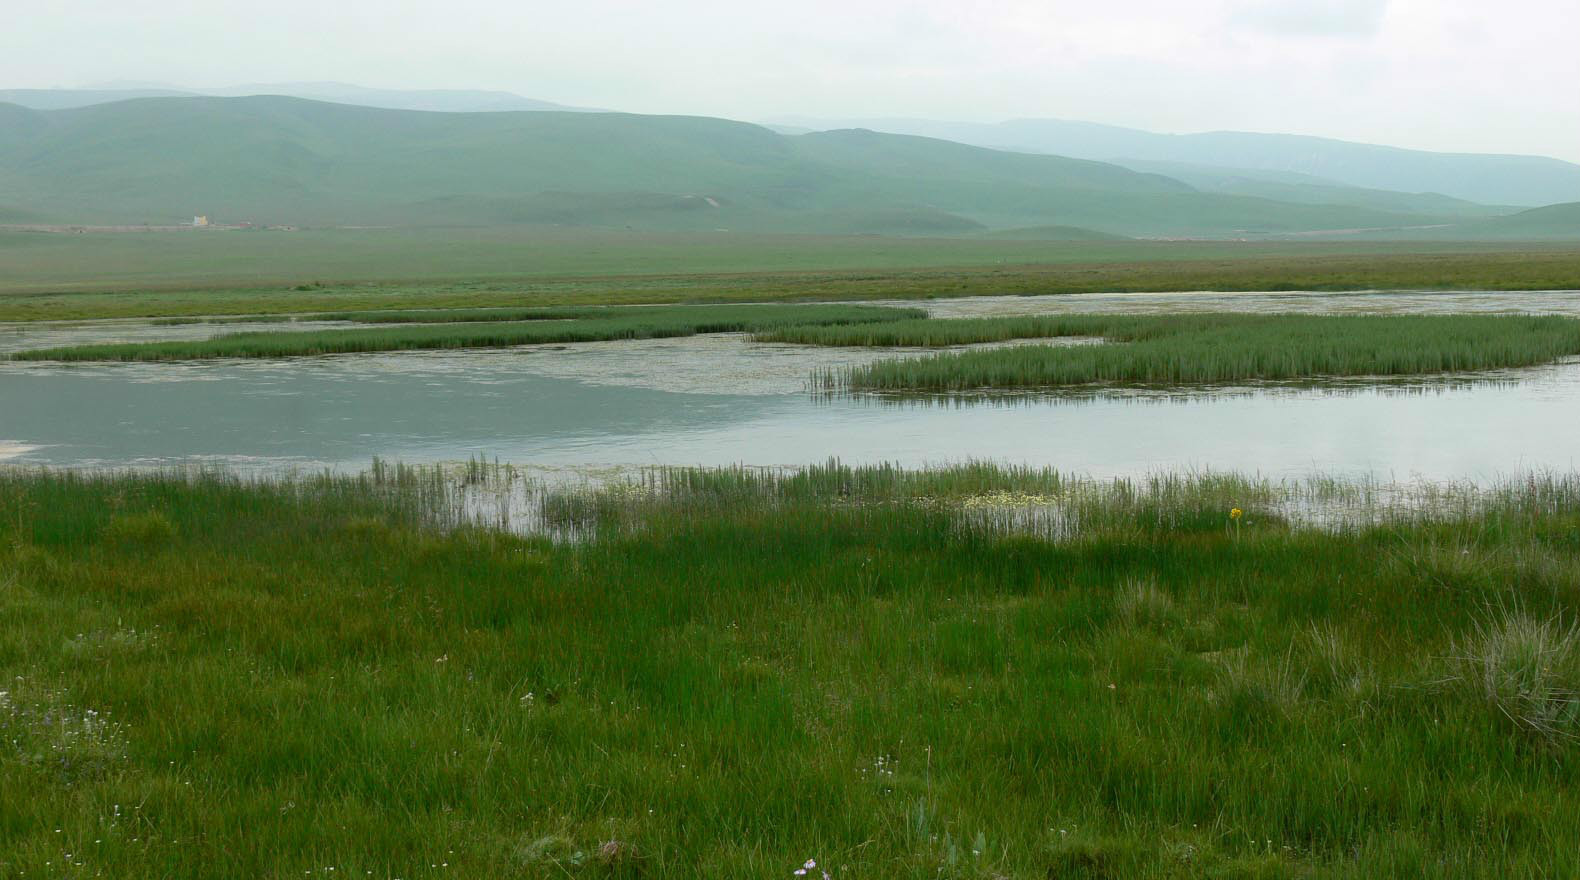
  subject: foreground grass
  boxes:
[11,304,923,362]
[3,464,1580,876]
[3,230,1579,322]
[773,313,1580,391]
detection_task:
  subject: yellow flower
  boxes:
[1230,508,1244,520]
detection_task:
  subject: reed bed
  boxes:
[13,304,925,362]
[151,314,297,326]
[308,305,641,323]
[757,315,1124,347]
[155,305,674,326]
[531,460,1580,538]
[5,462,1580,876]
[762,313,1580,391]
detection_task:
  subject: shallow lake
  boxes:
[3,290,1579,480]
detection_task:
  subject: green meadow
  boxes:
[774,313,1580,391]
[4,228,1580,322]
[4,464,1580,877]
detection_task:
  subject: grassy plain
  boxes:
[3,464,1580,877]
[3,228,1580,322]
[758,314,1580,391]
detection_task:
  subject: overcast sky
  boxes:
[5,0,1578,162]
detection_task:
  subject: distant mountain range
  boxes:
[1,93,1577,240]
[771,117,1580,209]
[0,82,596,113]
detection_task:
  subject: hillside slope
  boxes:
[1115,159,1512,218]
[0,97,1495,237]
[1453,203,1580,240]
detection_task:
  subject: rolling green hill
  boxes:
[1459,202,1580,239]
[0,96,1527,238]
[1320,202,1580,242]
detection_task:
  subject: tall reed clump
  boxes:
[11,304,926,362]
[763,313,1580,391]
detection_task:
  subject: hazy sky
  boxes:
[5,0,1579,161]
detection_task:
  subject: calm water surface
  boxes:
[3,290,1578,480]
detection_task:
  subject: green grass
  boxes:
[10,303,924,362]
[775,313,1580,391]
[4,463,1580,876]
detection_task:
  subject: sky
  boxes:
[4,0,1579,162]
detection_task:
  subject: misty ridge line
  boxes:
[1,85,1578,237]
[7,80,1575,168]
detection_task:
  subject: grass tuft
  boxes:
[1451,608,1580,743]
[102,510,178,546]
